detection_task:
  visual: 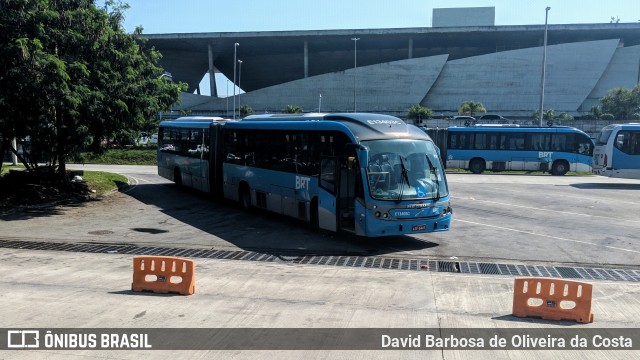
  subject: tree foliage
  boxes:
[0,0,186,176]
[283,105,303,114]
[239,105,254,117]
[599,85,640,120]
[406,104,433,120]
[531,109,556,120]
[458,101,487,117]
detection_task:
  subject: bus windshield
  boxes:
[596,129,613,145]
[363,139,448,201]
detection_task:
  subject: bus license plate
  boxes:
[412,224,426,231]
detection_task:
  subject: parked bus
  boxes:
[445,125,594,175]
[158,113,452,237]
[592,123,640,179]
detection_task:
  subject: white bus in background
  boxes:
[592,123,640,180]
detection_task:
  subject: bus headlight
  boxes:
[375,211,381,218]
[383,213,389,218]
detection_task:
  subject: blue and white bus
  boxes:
[445,125,594,175]
[592,123,640,179]
[158,113,452,237]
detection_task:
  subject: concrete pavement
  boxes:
[0,247,638,359]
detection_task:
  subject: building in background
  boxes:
[144,7,640,119]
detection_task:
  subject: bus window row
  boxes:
[448,131,593,155]
[614,130,640,155]
[158,127,210,159]
[223,130,351,176]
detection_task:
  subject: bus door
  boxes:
[318,156,338,232]
[336,146,360,233]
[317,145,361,233]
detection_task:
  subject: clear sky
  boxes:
[121,0,640,34]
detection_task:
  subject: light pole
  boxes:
[351,38,359,112]
[226,80,229,116]
[539,7,550,127]
[237,59,243,117]
[319,93,322,112]
[233,42,239,120]
[158,72,172,121]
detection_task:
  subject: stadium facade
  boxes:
[144,8,640,119]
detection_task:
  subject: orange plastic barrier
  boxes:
[131,256,195,295]
[512,277,593,323]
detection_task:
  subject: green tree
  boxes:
[531,109,556,120]
[0,0,186,176]
[599,85,640,120]
[458,101,487,118]
[240,105,254,117]
[406,104,433,121]
[557,112,573,121]
[283,105,303,114]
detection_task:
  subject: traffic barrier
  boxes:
[131,256,195,295]
[512,277,593,323]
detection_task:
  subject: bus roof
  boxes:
[230,112,429,142]
[448,125,588,135]
[600,123,640,131]
[159,116,231,128]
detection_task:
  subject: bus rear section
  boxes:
[593,123,640,179]
[220,113,452,238]
[157,117,228,194]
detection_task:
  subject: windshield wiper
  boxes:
[397,156,410,202]
[424,155,441,200]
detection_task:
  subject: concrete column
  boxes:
[304,41,309,78]
[408,38,413,59]
[208,44,218,97]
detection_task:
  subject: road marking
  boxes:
[122,177,139,193]
[459,197,640,223]
[454,219,640,254]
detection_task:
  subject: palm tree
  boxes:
[459,101,487,118]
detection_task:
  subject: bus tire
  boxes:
[469,158,486,174]
[239,183,252,210]
[310,197,319,230]
[174,168,182,188]
[551,160,569,176]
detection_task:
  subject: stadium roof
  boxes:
[144,23,640,94]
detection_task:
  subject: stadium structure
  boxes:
[144,7,640,119]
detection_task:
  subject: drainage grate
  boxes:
[0,239,638,283]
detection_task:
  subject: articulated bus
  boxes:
[445,125,594,175]
[158,113,452,237]
[157,116,228,194]
[592,123,640,179]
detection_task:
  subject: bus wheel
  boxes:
[174,168,182,188]
[551,160,569,176]
[239,184,252,210]
[469,158,486,174]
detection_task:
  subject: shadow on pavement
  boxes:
[118,182,440,257]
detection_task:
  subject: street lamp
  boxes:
[351,38,360,112]
[226,79,229,116]
[233,42,239,120]
[237,59,243,117]
[158,72,172,121]
[538,7,550,127]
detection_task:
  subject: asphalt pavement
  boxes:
[0,164,639,359]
